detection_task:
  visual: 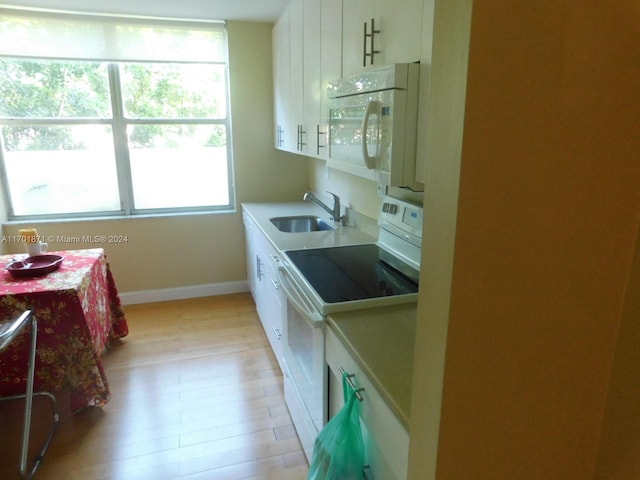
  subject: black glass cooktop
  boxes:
[285,244,419,304]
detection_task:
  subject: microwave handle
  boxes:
[361,100,381,169]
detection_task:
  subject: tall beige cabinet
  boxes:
[408,0,640,479]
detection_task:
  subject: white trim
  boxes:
[119,281,249,305]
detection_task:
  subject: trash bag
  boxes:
[307,372,365,480]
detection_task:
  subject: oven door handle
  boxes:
[276,265,324,327]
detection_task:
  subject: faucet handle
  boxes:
[326,191,343,223]
[326,191,340,202]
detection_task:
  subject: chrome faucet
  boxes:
[303,191,343,223]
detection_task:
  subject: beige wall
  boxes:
[307,159,425,234]
[1,21,309,294]
[308,158,382,221]
[410,0,640,478]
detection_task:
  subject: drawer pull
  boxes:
[270,278,280,290]
[272,327,282,340]
[339,367,365,402]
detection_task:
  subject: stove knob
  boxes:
[382,202,398,214]
[382,202,398,215]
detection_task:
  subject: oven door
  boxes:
[277,264,327,462]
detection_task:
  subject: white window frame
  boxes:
[0,10,235,220]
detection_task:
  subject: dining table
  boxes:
[0,248,128,412]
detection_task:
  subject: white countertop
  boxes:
[242,201,377,252]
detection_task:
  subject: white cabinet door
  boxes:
[342,0,424,77]
[242,211,285,371]
[289,0,305,154]
[302,0,322,157]
[242,211,259,298]
[273,9,291,151]
[255,232,285,370]
[318,0,343,160]
[273,0,306,155]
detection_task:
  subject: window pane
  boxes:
[128,124,229,209]
[2,125,121,215]
[0,59,111,118]
[120,63,226,119]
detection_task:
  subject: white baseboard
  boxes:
[119,281,249,305]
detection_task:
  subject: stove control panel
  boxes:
[378,195,423,268]
[378,197,422,237]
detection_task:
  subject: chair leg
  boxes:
[0,391,59,480]
[0,315,59,480]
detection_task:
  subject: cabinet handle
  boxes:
[362,20,368,67]
[363,18,381,66]
[256,254,264,281]
[339,367,365,402]
[297,124,306,151]
[316,124,326,156]
[272,326,282,340]
[276,125,284,148]
[270,278,280,290]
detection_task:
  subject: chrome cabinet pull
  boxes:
[362,20,368,67]
[297,124,306,151]
[363,18,381,66]
[339,367,365,402]
[272,326,282,340]
[256,254,264,281]
[316,124,326,156]
[270,278,280,290]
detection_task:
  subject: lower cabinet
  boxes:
[243,211,285,371]
[325,326,409,480]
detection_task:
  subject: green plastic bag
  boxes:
[307,372,365,480]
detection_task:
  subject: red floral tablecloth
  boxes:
[0,248,128,411]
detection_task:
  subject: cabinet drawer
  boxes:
[326,327,409,480]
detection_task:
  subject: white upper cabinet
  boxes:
[341,0,424,77]
[289,0,305,153]
[317,0,343,160]
[301,0,321,157]
[272,0,304,154]
[273,9,292,151]
[273,0,322,156]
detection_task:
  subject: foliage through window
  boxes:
[0,12,232,219]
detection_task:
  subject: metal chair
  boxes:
[0,310,59,479]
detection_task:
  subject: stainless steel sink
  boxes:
[270,216,335,233]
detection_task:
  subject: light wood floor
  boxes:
[0,293,309,480]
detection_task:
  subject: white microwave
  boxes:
[327,63,422,190]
